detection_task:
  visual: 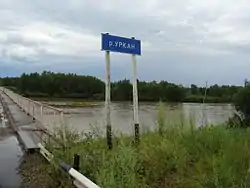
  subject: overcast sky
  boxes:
[0,0,250,86]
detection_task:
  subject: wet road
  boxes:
[0,112,23,188]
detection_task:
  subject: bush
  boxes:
[233,86,250,126]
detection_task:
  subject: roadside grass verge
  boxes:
[44,106,250,188]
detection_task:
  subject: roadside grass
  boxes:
[44,103,250,188]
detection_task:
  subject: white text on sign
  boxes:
[108,41,136,49]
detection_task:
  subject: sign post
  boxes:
[101,33,141,147]
[132,52,140,144]
[105,49,112,150]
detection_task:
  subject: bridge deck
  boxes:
[1,92,41,152]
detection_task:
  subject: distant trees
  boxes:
[244,79,250,87]
[0,71,243,103]
[2,71,105,99]
[112,79,132,101]
[136,81,186,102]
[190,84,199,95]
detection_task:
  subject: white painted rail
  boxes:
[38,143,100,188]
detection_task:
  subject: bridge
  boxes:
[0,87,99,188]
[0,87,66,150]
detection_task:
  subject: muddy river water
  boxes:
[56,102,235,135]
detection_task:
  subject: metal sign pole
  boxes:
[102,33,141,147]
[105,50,112,150]
[131,41,140,144]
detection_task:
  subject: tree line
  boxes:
[0,71,243,103]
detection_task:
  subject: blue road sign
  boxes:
[101,33,141,55]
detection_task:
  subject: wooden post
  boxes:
[131,40,140,144]
[105,49,112,150]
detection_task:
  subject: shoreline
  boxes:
[29,96,234,104]
[19,153,73,188]
[19,153,55,188]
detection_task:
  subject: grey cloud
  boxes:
[2,33,41,47]
[224,43,250,55]
[0,0,250,85]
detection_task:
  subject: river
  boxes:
[49,102,235,135]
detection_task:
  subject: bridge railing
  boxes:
[1,87,66,141]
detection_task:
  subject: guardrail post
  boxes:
[73,154,80,171]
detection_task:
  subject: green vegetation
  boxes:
[44,122,250,188]
[35,100,250,188]
[0,71,243,103]
[228,84,250,128]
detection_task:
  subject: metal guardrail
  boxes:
[0,104,7,128]
[38,143,100,188]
